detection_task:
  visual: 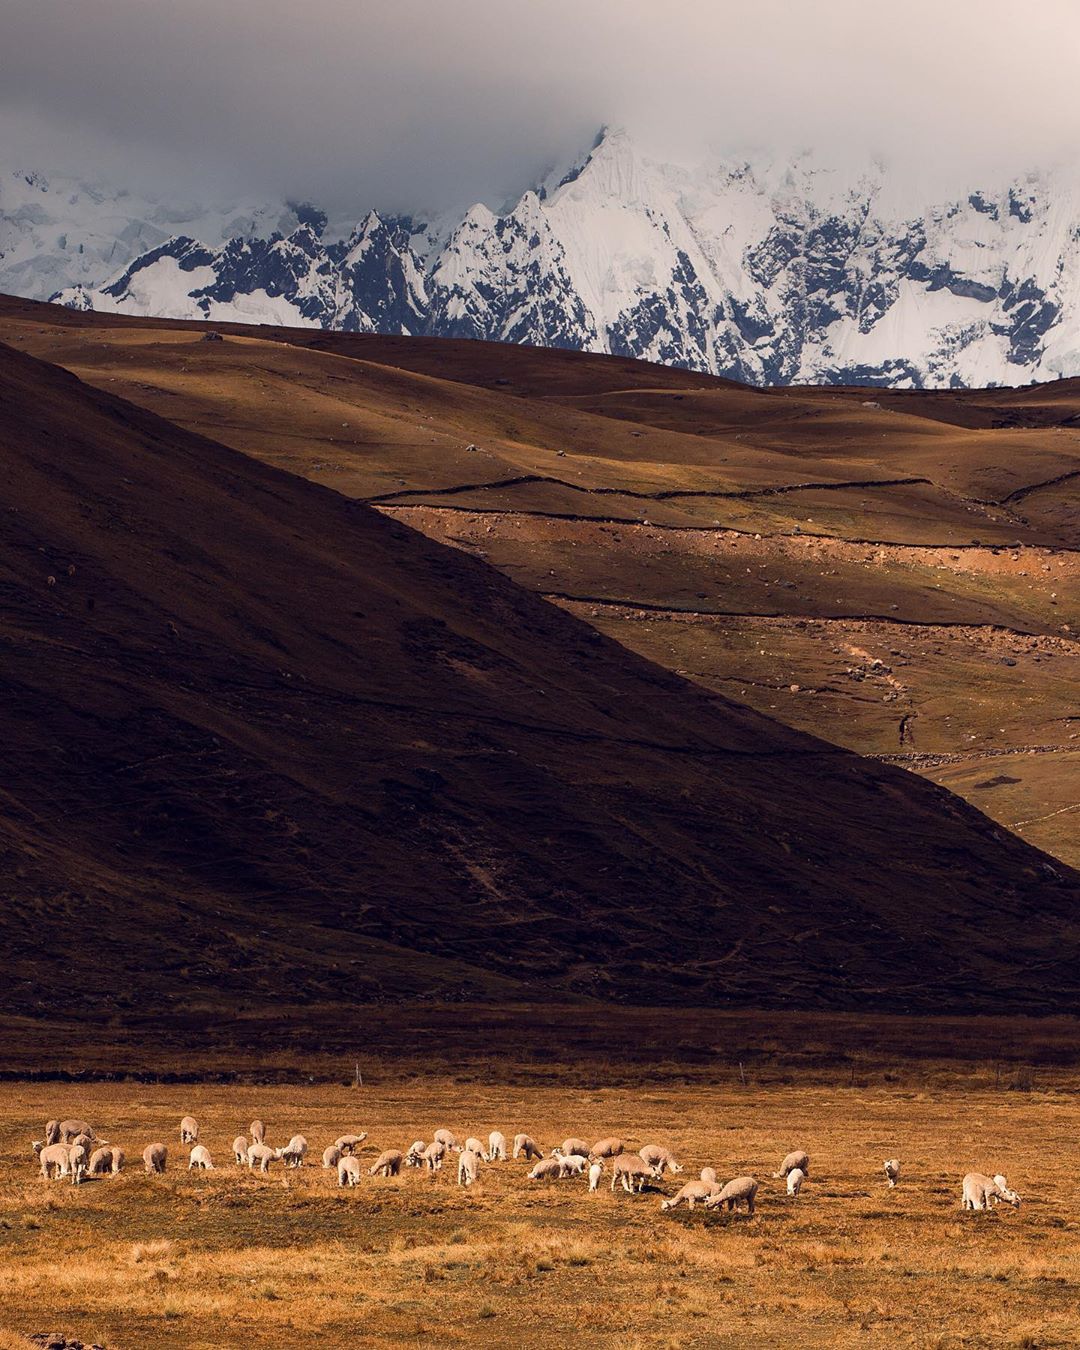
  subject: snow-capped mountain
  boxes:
[11,131,1080,387]
[0,167,312,308]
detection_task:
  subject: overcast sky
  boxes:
[2,0,1078,213]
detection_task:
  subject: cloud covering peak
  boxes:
[2,0,1078,211]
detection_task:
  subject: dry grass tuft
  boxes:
[130,1238,175,1264]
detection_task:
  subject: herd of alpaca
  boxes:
[29,1115,1022,1214]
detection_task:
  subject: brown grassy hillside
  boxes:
[1,296,1075,867]
[1,330,1078,1022]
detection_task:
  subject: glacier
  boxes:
[8,130,1080,388]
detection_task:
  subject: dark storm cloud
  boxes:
[1,0,1077,212]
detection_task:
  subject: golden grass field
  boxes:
[1,1074,1078,1349]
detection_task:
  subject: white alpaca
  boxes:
[278,1135,308,1168]
[247,1142,275,1173]
[39,1143,70,1180]
[422,1141,447,1171]
[705,1176,758,1214]
[338,1156,361,1187]
[962,1173,1020,1210]
[610,1156,654,1193]
[457,1148,481,1186]
[527,1158,562,1182]
[68,1143,88,1186]
[88,1147,116,1176]
[639,1145,683,1175]
[58,1119,95,1144]
[552,1137,591,1160]
[773,1151,809,1179]
[557,1153,588,1178]
[142,1142,168,1174]
[661,1181,720,1211]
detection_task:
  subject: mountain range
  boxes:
[5,130,1080,386]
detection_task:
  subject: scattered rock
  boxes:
[29,1336,106,1350]
[201,331,223,342]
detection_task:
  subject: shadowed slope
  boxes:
[1,335,1078,1019]
[1,295,1078,867]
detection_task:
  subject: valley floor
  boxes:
[2,1069,1078,1348]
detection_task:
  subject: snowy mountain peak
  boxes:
[549,126,650,208]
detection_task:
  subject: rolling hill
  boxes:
[2,294,1076,869]
[0,310,1078,1029]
